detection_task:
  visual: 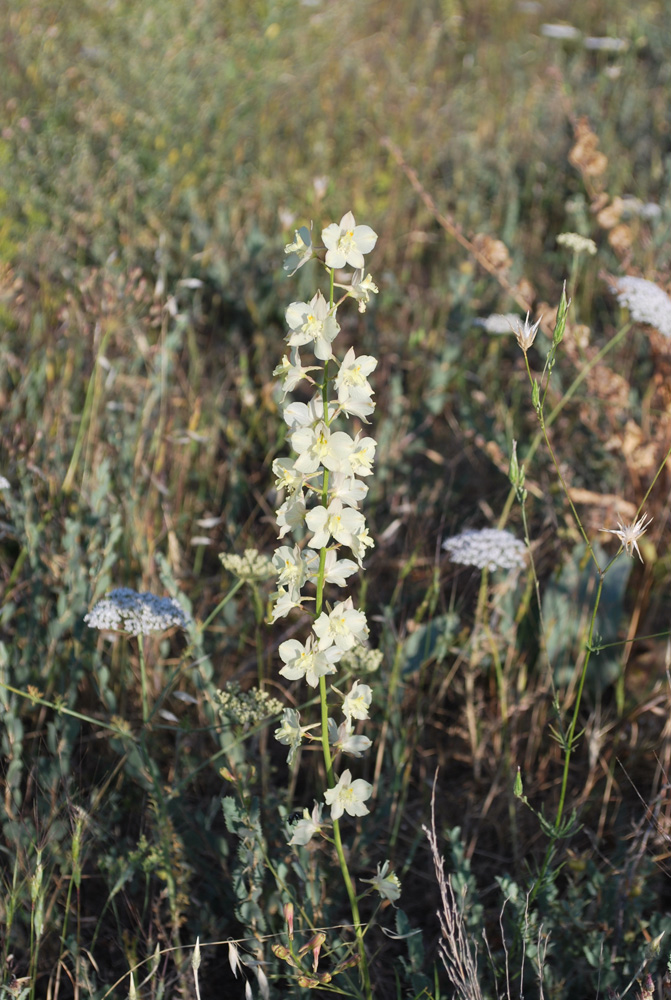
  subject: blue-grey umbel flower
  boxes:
[84,588,190,636]
[442,528,526,572]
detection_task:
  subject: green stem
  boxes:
[555,575,603,830]
[62,327,112,494]
[499,321,632,525]
[526,353,600,572]
[200,578,245,631]
[529,549,604,906]
[312,265,372,998]
[137,633,148,724]
[0,682,139,734]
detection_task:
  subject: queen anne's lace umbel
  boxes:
[615,276,671,339]
[442,528,526,571]
[84,588,191,636]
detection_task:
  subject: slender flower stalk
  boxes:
[270,211,389,998]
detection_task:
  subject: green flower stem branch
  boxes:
[499,316,633,527]
[525,572,603,907]
[137,633,149,724]
[316,573,371,999]
[512,287,664,907]
[62,327,112,495]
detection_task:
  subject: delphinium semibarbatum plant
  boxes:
[269,213,399,997]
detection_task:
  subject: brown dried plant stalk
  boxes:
[423,779,482,1000]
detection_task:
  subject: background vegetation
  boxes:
[2,0,671,997]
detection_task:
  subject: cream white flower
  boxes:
[292,425,358,477]
[272,457,307,495]
[272,544,309,592]
[335,270,379,313]
[336,347,377,392]
[328,472,368,508]
[324,768,373,820]
[338,387,375,421]
[274,707,319,764]
[305,548,359,587]
[286,290,340,360]
[601,512,652,562]
[217,682,283,727]
[335,347,376,419]
[341,680,372,721]
[327,718,372,758]
[361,860,401,902]
[288,802,323,846]
[273,349,319,398]
[322,430,357,473]
[349,270,379,313]
[292,422,335,475]
[350,525,375,566]
[322,212,378,270]
[276,492,306,538]
[347,433,376,477]
[284,225,313,276]
[305,499,366,550]
[283,397,337,433]
[279,635,341,687]
[270,585,305,622]
[313,598,369,651]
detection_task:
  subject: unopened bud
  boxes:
[298,932,326,971]
[283,902,294,940]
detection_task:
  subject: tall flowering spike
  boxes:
[271,210,379,842]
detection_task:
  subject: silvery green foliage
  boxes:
[442,528,526,571]
[84,587,191,636]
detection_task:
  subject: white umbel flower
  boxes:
[557,232,597,256]
[475,313,524,334]
[84,588,191,636]
[442,528,526,571]
[615,277,671,338]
